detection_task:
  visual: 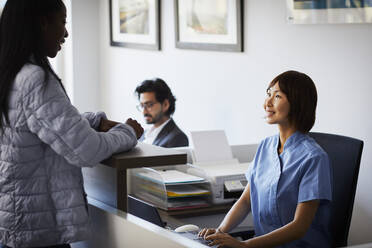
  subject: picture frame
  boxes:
[287,0,372,24]
[174,0,243,52]
[110,0,160,50]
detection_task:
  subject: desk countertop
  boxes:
[158,204,254,233]
[101,142,187,169]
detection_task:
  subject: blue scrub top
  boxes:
[246,132,332,247]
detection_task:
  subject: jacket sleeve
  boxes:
[22,69,137,168]
[82,111,107,130]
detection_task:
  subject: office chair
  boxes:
[309,132,363,247]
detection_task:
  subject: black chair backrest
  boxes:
[309,132,363,247]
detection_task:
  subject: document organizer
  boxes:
[130,165,211,211]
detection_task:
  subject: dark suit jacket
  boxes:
[152,119,189,148]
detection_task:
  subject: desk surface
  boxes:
[158,203,254,234]
[71,198,209,248]
[101,143,187,169]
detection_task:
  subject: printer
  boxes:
[184,130,252,205]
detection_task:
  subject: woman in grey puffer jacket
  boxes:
[0,0,143,247]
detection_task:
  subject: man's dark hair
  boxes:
[0,0,66,129]
[268,70,317,133]
[135,78,176,116]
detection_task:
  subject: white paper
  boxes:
[138,170,204,185]
[191,130,234,163]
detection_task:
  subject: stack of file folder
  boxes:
[131,167,211,211]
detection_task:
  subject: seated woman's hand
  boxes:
[198,227,217,239]
[205,231,245,248]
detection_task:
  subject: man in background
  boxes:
[135,78,189,148]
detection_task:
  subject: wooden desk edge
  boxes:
[101,144,187,169]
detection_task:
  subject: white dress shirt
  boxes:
[143,119,171,145]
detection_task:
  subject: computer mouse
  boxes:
[174,224,200,233]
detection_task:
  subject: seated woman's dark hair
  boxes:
[268,70,317,133]
[135,78,176,117]
[0,0,65,129]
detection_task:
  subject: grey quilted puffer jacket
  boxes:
[0,63,138,248]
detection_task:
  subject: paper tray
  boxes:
[129,165,211,210]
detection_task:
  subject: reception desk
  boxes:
[82,143,187,212]
[79,142,255,247]
[71,198,209,248]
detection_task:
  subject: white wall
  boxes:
[70,0,100,112]
[70,0,372,245]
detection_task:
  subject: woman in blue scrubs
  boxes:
[199,70,332,247]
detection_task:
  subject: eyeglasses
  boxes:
[136,102,158,112]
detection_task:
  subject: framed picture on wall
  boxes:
[287,0,372,24]
[110,0,160,50]
[174,0,243,52]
